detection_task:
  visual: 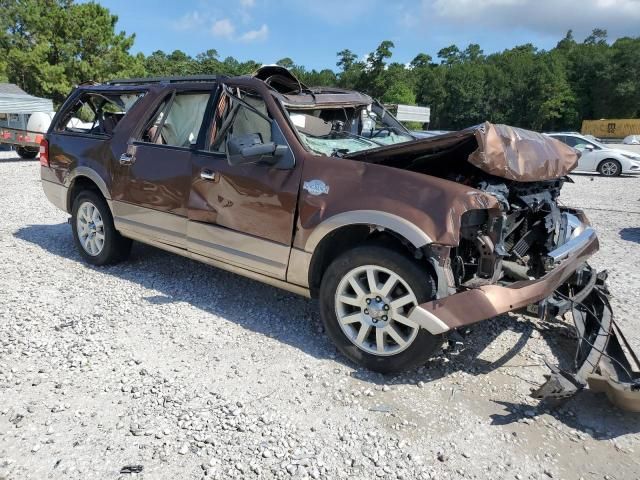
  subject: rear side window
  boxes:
[139,92,210,148]
[56,92,144,136]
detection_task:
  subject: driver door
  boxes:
[187,85,301,280]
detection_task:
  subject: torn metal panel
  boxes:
[469,123,579,182]
[346,121,579,182]
[531,277,640,412]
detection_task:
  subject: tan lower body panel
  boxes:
[187,221,289,280]
[113,201,187,249]
[113,202,297,289]
[42,180,68,213]
[120,226,310,298]
[287,248,312,288]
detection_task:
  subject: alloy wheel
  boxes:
[601,161,619,176]
[76,201,105,256]
[334,265,419,356]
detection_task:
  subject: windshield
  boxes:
[298,131,382,156]
[285,101,414,156]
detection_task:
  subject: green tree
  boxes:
[3,0,142,104]
[276,57,295,69]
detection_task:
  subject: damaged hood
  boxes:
[347,122,579,182]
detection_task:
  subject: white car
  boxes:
[623,135,640,145]
[546,133,640,176]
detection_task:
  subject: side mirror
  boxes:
[584,144,595,151]
[226,133,286,166]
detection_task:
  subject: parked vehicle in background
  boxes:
[0,83,54,158]
[0,112,54,158]
[40,67,640,410]
[623,135,640,145]
[546,132,640,176]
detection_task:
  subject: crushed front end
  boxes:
[344,120,639,409]
[409,176,640,411]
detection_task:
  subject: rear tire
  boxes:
[319,244,443,373]
[71,190,132,265]
[598,159,621,177]
[16,147,38,159]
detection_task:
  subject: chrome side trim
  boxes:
[304,210,433,252]
[287,248,312,288]
[187,221,289,280]
[112,201,187,249]
[120,227,310,298]
[408,306,451,334]
[42,180,68,213]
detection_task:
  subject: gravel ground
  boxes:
[1,153,639,480]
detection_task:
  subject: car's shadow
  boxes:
[14,222,640,438]
[620,227,640,244]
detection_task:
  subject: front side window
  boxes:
[140,92,210,148]
[208,88,272,153]
[57,92,144,135]
[564,136,599,150]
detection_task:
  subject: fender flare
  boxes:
[304,210,433,252]
[65,167,111,210]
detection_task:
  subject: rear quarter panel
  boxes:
[41,87,160,206]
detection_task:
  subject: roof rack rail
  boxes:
[105,75,224,86]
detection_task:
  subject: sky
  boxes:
[97,0,640,70]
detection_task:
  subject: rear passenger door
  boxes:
[111,88,211,249]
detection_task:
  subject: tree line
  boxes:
[1,0,639,131]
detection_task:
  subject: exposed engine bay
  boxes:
[456,177,575,287]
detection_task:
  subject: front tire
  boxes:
[598,159,621,177]
[71,190,132,265]
[319,244,443,373]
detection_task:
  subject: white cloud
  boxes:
[420,0,640,39]
[283,0,380,25]
[172,11,206,31]
[240,0,256,7]
[239,24,269,42]
[211,18,236,39]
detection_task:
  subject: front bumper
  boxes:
[409,219,599,334]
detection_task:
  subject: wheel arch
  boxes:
[304,211,438,297]
[597,157,622,174]
[66,168,111,212]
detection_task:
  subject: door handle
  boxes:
[119,153,135,166]
[200,169,218,181]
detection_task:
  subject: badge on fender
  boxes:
[303,180,329,196]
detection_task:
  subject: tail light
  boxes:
[39,138,49,167]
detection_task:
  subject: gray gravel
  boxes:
[1,153,639,479]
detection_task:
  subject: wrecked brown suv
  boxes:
[41,66,639,410]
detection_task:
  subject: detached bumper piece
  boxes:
[532,273,640,412]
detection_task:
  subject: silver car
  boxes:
[547,132,640,176]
